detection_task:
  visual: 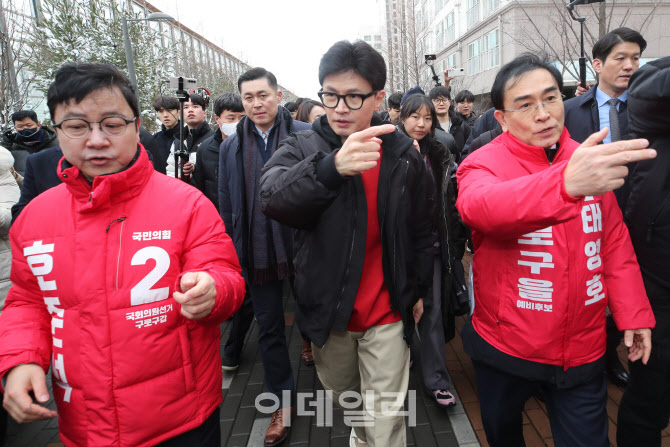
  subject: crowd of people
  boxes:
[0,25,666,447]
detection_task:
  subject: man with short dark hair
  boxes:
[0,62,245,446]
[219,67,309,446]
[456,53,656,447]
[260,40,434,447]
[152,95,180,174]
[385,92,403,124]
[192,92,245,209]
[166,93,213,179]
[429,86,470,161]
[455,90,477,127]
[1,110,58,177]
[564,27,646,144]
[564,27,648,387]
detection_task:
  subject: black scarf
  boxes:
[241,107,293,284]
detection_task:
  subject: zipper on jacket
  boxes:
[380,159,401,240]
[442,159,453,274]
[106,217,127,290]
[336,188,358,313]
[381,158,401,309]
[390,160,409,312]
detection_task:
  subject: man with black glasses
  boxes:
[0,62,245,446]
[260,40,433,447]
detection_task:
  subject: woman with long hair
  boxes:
[398,94,466,408]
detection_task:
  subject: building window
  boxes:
[467,0,480,28]
[468,39,481,74]
[424,34,432,54]
[436,21,444,49]
[483,0,500,17]
[364,35,372,41]
[445,11,455,44]
[375,35,381,41]
[447,53,456,69]
[435,0,444,12]
[482,28,500,70]
[422,1,430,29]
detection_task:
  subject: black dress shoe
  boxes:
[606,359,630,387]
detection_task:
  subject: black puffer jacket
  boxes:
[3,126,59,176]
[192,131,222,210]
[398,126,466,340]
[259,115,435,348]
[152,123,182,174]
[623,56,670,306]
[437,109,471,162]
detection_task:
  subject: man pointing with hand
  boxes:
[456,53,655,447]
[260,40,434,447]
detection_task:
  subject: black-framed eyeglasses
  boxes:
[54,116,137,139]
[318,90,377,110]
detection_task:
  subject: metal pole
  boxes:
[579,20,586,88]
[122,17,139,101]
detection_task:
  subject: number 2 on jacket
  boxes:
[130,246,170,306]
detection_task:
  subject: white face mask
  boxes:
[219,121,239,136]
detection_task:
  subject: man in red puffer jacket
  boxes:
[0,62,246,447]
[456,53,656,447]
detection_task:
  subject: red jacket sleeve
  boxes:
[600,192,655,331]
[0,226,53,385]
[174,195,246,326]
[456,155,582,240]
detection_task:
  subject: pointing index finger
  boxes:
[353,124,397,141]
[599,138,650,156]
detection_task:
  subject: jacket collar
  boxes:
[162,122,182,138]
[233,106,293,154]
[500,127,574,166]
[185,120,211,140]
[205,131,223,153]
[576,83,599,108]
[57,144,154,213]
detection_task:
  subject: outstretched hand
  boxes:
[564,127,656,197]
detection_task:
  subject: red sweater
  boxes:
[348,149,402,332]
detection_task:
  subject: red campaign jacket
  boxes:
[456,129,655,369]
[0,148,245,446]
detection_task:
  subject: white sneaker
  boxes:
[350,428,368,447]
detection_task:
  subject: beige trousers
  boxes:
[312,320,410,447]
